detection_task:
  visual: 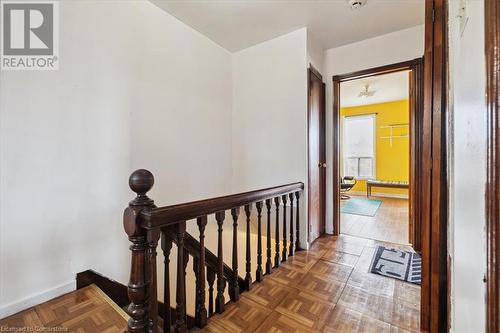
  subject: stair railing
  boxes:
[123,169,304,333]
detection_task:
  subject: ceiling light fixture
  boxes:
[347,0,368,10]
[358,84,376,98]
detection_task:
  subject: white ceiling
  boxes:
[340,70,410,107]
[149,0,425,52]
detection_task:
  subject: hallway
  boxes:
[201,234,420,332]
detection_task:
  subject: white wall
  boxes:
[0,0,232,318]
[323,25,424,233]
[307,31,325,75]
[231,28,309,248]
[448,1,487,332]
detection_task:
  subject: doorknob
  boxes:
[318,162,327,168]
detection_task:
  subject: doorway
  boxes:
[332,59,424,249]
[308,65,326,243]
[339,70,411,245]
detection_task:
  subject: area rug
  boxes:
[370,246,421,285]
[340,198,382,217]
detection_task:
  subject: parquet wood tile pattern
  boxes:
[0,237,419,333]
[201,234,421,332]
[0,285,127,333]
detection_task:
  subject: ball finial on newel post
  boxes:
[123,169,156,333]
[128,169,154,206]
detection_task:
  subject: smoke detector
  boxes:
[347,0,368,9]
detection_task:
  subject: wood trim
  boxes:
[420,2,434,329]
[485,0,500,332]
[91,284,130,321]
[307,67,311,242]
[141,182,304,229]
[320,81,326,236]
[421,0,449,331]
[332,79,340,236]
[411,58,424,253]
[76,269,197,328]
[309,64,323,81]
[77,270,130,307]
[431,0,448,331]
[332,59,422,82]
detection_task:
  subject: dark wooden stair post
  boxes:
[274,197,281,268]
[215,211,226,314]
[281,195,288,261]
[195,216,208,327]
[123,169,155,333]
[265,199,273,274]
[295,192,301,251]
[244,204,253,290]
[255,201,264,282]
[147,229,160,332]
[174,221,188,333]
[288,193,295,257]
[161,232,172,333]
[230,207,240,301]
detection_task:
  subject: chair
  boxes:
[340,176,357,200]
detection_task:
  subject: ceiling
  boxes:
[149,0,425,52]
[340,70,410,107]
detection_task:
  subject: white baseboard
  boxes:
[348,191,409,199]
[0,280,75,319]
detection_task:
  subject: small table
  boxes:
[367,180,409,197]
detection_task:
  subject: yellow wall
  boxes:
[341,100,409,196]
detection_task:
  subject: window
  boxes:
[343,114,375,179]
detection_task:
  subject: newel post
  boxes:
[123,169,155,333]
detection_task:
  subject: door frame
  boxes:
[485,0,500,332]
[422,0,449,331]
[307,65,326,243]
[331,58,423,252]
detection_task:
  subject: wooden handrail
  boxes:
[140,182,304,229]
[123,169,304,333]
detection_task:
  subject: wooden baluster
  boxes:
[174,221,187,333]
[182,250,189,327]
[274,197,281,268]
[295,192,301,251]
[123,169,155,333]
[207,268,215,317]
[147,230,160,333]
[288,193,295,257]
[255,201,264,282]
[161,231,173,333]
[281,195,288,262]
[230,207,240,301]
[215,211,226,314]
[244,204,252,290]
[265,199,273,274]
[195,216,208,327]
[193,257,200,327]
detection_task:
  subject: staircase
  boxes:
[0,168,422,332]
[123,169,304,333]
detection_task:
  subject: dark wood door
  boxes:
[308,67,326,243]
